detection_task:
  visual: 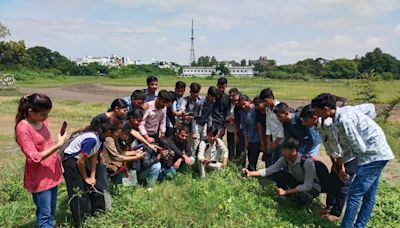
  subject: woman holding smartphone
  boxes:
[15,93,67,228]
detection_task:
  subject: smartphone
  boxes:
[188,112,195,116]
[133,143,145,150]
[60,121,67,136]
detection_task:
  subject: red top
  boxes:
[15,120,63,193]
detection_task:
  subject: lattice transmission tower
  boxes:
[189,19,196,65]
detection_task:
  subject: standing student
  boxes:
[273,102,321,158]
[139,90,174,143]
[212,77,230,138]
[15,93,67,228]
[242,138,321,205]
[121,89,146,113]
[193,86,217,152]
[197,126,229,178]
[311,93,394,228]
[181,82,203,151]
[239,94,261,171]
[144,75,159,102]
[253,96,268,164]
[62,119,118,227]
[259,88,284,165]
[226,88,240,161]
[300,104,357,222]
[166,81,186,137]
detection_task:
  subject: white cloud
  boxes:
[276,40,299,49]
[394,23,400,35]
[331,34,352,45]
[365,36,382,48]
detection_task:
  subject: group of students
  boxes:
[14,75,394,228]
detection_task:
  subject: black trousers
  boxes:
[272,170,320,205]
[247,142,260,171]
[62,158,106,227]
[227,132,236,161]
[165,127,175,138]
[326,158,358,216]
[236,130,245,163]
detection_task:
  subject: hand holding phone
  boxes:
[60,121,67,136]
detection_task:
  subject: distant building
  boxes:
[182,66,216,77]
[181,66,255,77]
[249,56,275,66]
[75,54,136,67]
[229,66,255,77]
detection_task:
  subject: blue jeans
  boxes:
[159,166,176,180]
[341,160,388,228]
[138,162,161,187]
[32,186,58,228]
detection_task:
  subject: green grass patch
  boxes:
[0,159,399,227]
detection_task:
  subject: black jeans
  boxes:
[227,132,236,161]
[62,157,105,227]
[326,158,358,216]
[272,170,320,205]
[247,142,260,171]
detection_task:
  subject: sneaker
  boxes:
[146,187,153,192]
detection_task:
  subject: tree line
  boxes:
[1,21,400,80]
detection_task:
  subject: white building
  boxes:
[181,66,255,77]
[182,67,216,77]
[75,54,136,67]
[229,66,255,77]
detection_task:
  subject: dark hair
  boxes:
[110,98,128,111]
[206,126,219,137]
[131,90,146,101]
[126,109,145,120]
[15,93,52,140]
[15,93,52,126]
[273,102,291,114]
[157,138,171,150]
[253,96,263,106]
[158,90,175,102]
[259,88,274,100]
[217,77,228,85]
[239,94,251,102]
[311,93,336,109]
[207,86,218,98]
[146,75,158,85]
[299,104,316,120]
[120,121,133,134]
[280,137,300,151]
[228,87,239,95]
[177,125,190,134]
[175,81,186,90]
[190,82,201,93]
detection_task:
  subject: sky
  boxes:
[1,0,399,65]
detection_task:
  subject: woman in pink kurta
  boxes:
[15,93,67,228]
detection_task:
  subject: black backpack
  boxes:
[299,155,330,193]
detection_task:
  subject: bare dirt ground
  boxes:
[12,83,400,184]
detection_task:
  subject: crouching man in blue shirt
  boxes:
[242,137,321,205]
[311,93,394,228]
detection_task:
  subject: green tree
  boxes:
[240,59,247,66]
[215,62,230,75]
[359,48,400,78]
[0,40,29,68]
[210,56,218,66]
[26,46,74,73]
[0,22,10,39]
[321,58,357,79]
[295,58,325,76]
